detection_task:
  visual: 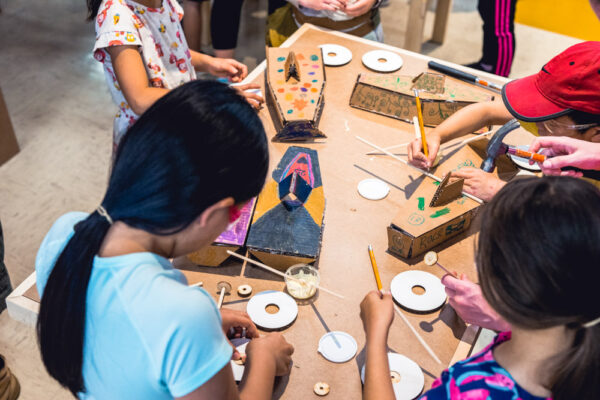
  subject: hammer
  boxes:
[480,119,521,172]
[482,119,600,179]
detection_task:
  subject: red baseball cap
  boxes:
[502,41,600,122]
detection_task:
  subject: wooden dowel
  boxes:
[217,288,226,309]
[394,305,443,364]
[356,136,484,204]
[226,251,345,299]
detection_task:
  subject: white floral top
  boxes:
[93,0,196,148]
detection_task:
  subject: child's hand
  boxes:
[529,136,600,176]
[207,58,248,83]
[220,308,259,358]
[233,83,265,110]
[299,0,347,11]
[246,333,295,376]
[451,167,505,202]
[360,290,394,341]
[345,0,377,17]
[441,274,511,331]
[407,133,441,169]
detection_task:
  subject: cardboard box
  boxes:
[0,88,19,166]
[187,198,256,267]
[387,141,516,259]
[349,73,494,126]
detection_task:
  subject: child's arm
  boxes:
[107,46,169,116]
[360,291,396,400]
[190,51,248,83]
[177,333,294,400]
[408,101,513,169]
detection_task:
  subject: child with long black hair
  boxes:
[360,177,600,400]
[35,81,293,399]
[89,0,263,154]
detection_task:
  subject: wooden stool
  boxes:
[404,0,453,53]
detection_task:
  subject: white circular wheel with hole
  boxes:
[319,44,352,66]
[390,270,446,312]
[361,353,424,400]
[246,290,298,330]
[362,50,403,72]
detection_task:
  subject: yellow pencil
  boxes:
[368,244,383,291]
[413,89,429,158]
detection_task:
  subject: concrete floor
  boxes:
[0,0,581,398]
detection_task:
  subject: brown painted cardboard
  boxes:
[349,73,493,126]
[0,88,19,166]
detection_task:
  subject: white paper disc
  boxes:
[358,178,390,200]
[390,271,446,312]
[361,353,425,400]
[230,338,251,381]
[318,331,358,363]
[246,290,298,330]
[508,145,542,171]
[362,50,403,72]
[319,44,353,66]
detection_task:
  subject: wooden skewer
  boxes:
[226,251,345,299]
[189,281,203,287]
[217,288,226,309]
[356,136,484,204]
[366,128,493,156]
[394,305,442,364]
[367,245,443,365]
[366,141,411,155]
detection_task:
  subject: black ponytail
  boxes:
[37,80,268,396]
[477,177,600,400]
[37,213,111,396]
[86,0,103,20]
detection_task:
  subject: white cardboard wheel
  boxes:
[246,290,298,329]
[358,178,390,200]
[230,338,251,381]
[361,353,425,400]
[318,331,358,363]
[319,44,353,66]
[390,271,446,312]
[362,50,403,72]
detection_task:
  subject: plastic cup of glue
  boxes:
[285,264,320,300]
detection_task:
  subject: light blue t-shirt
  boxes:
[36,212,233,399]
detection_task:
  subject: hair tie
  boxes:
[583,316,600,328]
[97,206,114,225]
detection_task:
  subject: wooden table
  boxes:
[8,24,530,399]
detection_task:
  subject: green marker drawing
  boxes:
[418,197,425,211]
[433,181,440,186]
[430,208,450,218]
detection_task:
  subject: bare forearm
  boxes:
[190,50,214,72]
[433,101,513,144]
[363,333,395,400]
[128,87,169,115]
[238,353,276,400]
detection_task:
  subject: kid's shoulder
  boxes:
[94,0,139,34]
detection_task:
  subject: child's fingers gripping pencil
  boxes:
[413,89,429,158]
[368,244,443,365]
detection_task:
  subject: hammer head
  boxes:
[480,119,521,172]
